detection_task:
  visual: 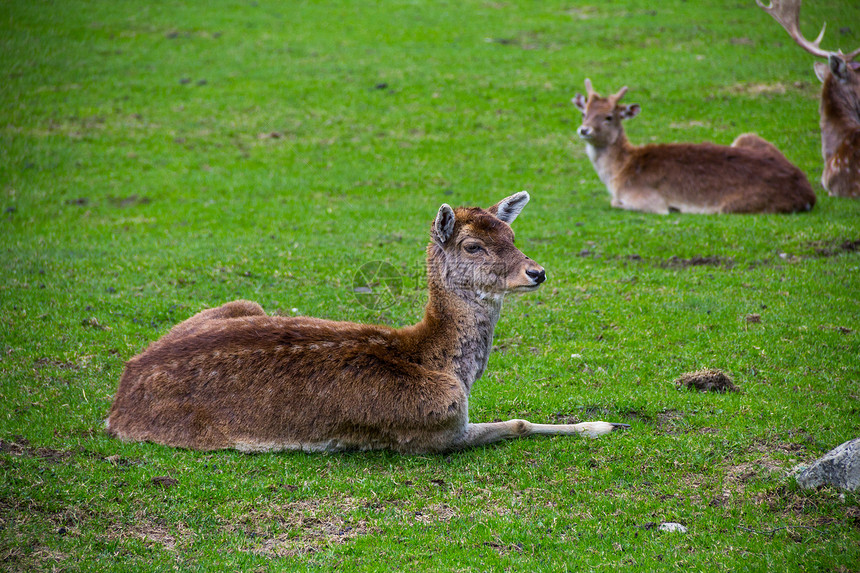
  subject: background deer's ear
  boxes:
[619,103,641,120]
[433,204,456,244]
[488,191,530,224]
[572,94,587,112]
[814,61,829,83]
[829,54,849,82]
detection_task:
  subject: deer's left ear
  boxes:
[619,103,640,120]
[572,94,587,112]
[489,191,530,224]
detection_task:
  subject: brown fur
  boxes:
[758,0,860,198]
[107,193,623,453]
[815,59,860,198]
[572,80,816,214]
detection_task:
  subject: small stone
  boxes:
[658,522,687,533]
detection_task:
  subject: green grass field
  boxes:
[2,0,859,570]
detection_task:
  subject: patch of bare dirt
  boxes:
[33,358,78,370]
[709,448,806,509]
[724,82,789,96]
[754,485,839,524]
[151,476,179,488]
[106,518,194,551]
[669,119,711,129]
[230,497,377,557]
[482,539,525,555]
[412,503,457,525]
[655,409,686,433]
[818,324,853,335]
[748,438,810,457]
[724,458,786,488]
[0,439,73,464]
[808,238,860,257]
[564,6,606,20]
[661,255,734,269]
[558,407,691,434]
[675,369,739,393]
[1,547,68,573]
[107,194,151,208]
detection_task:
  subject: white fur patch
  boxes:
[477,290,504,304]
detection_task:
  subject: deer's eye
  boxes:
[604,115,613,122]
[463,243,484,254]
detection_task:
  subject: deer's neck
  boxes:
[584,133,632,198]
[820,79,860,160]
[411,250,503,395]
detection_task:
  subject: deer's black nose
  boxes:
[526,269,546,284]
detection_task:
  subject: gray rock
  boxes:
[796,438,860,492]
[658,522,688,533]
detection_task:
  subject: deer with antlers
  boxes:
[572,79,816,214]
[107,192,626,453]
[758,0,860,198]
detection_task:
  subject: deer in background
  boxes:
[758,0,860,198]
[572,79,816,214]
[107,192,626,453]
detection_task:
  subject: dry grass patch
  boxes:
[412,503,457,525]
[228,497,376,557]
[723,82,789,97]
[105,519,195,551]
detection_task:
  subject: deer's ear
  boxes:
[829,54,850,82]
[572,94,587,112]
[814,61,829,83]
[489,191,530,224]
[619,103,640,120]
[433,204,456,244]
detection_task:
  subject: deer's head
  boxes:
[815,56,860,122]
[430,191,546,300]
[758,0,860,121]
[572,79,641,148]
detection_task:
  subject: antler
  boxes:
[584,78,595,97]
[756,0,831,59]
[609,86,628,104]
[756,0,860,60]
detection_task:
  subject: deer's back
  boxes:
[107,316,467,452]
[621,141,815,212]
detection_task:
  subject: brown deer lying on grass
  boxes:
[757,0,860,198]
[107,192,626,453]
[572,79,816,214]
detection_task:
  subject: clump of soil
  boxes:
[675,369,738,393]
